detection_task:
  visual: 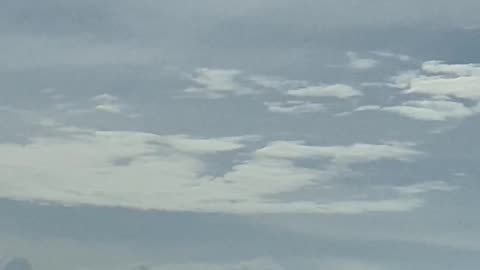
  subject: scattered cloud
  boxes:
[346,51,379,70]
[287,84,362,99]
[396,61,480,101]
[2,2,480,268]
[354,100,478,121]
[0,124,428,214]
[382,100,477,121]
[256,140,422,164]
[92,94,125,114]
[421,61,480,76]
[182,69,362,101]
[388,70,421,88]
[371,50,412,62]
[159,135,251,154]
[355,105,382,111]
[92,94,119,104]
[183,68,253,98]
[405,76,480,101]
[248,75,308,90]
[95,104,124,114]
[348,61,480,121]
[264,101,325,114]
[393,181,459,195]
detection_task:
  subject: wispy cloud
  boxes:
[393,181,459,195]
[352,100,478,121]
[248,75,308,90]
[256,140,422,164]
[181,69,362,102]
[92,94,125,114]
[183,68,253,99]
[346,51,379,70]
[347,60,480,121]
[264,101,325,114]
[370,50,412,62]
[287,84,362,99]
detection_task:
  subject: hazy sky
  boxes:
[1,1,480,269]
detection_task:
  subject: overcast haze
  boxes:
[1,1,480,269]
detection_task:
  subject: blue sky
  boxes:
[1,1,480,269]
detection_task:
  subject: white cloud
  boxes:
[307,198,423,214]
[355,105,382,111]
[92,94,125,114]
[353,100,478,121]
[360,82,387,88]
[256,140,422,164]
[95,104,123,113]
[248,75,308,90]
[371,50,412,62]
[182,69,361,101]
[184,68,253,98]
[421,60,480,76]
[0,129,248,212]
[348,61,480,121]
[287,84,362,99]
[384,100,477,121]
[160,135,249,154]
[388,70,421,88]
[264,101,325,114]
[346,51,379,70]
[92,94,119,103]
[191,68,241,91]
[392,61,480,101]
[406,75,480,101]
[0,126,428,214]
[393,181,459,195]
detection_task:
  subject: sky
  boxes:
[1,1,480,269]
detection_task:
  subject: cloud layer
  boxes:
[0,124,428,214]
